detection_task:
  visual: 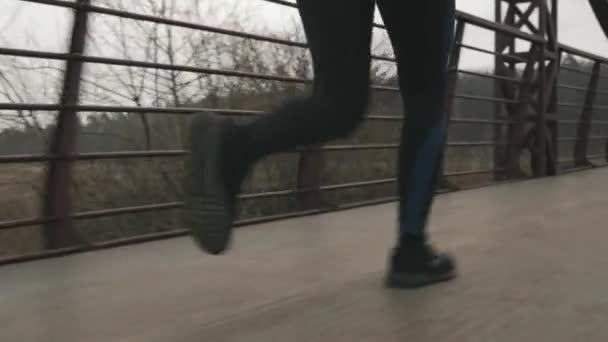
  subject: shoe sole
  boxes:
[385,271,456,289]
[183,113,234,255]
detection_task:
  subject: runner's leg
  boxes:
[377,0,457,287]
[185,0,376,254]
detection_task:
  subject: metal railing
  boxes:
[0,0,607,265]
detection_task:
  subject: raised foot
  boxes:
[183,113,236,255]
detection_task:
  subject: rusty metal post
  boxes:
[574,61,601,167]
[296,144,323,210]
[438,19,466,190]
[493,0,503,180]
[535,0,549,177]
[43,0,90,249]
[548,0,559,175]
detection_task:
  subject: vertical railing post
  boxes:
[43,0,90,249]
[445,20,466,124]
[574,61,600,167]
[297,144,323,210]
[439,19,466,190]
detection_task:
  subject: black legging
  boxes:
[243,0,455,235]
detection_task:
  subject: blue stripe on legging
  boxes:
[399,0,454,234]
[400,118,447,234]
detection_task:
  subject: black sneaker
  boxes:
[386,240,456,288]
[183,113,245,255]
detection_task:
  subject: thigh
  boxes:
[296,0,376,98]
[376,0,455,114]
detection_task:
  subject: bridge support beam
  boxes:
[495,0,559,177]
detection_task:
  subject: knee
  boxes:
[332,98,368,136]
[322,89,369,138]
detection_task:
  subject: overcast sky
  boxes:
[1,0,606,69]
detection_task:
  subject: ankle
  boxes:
[224,124,256,162]
[398,233,427,249]
[221,124,254,191]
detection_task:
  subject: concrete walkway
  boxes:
[2,168,608,342]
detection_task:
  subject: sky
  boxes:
[0,0,606,69]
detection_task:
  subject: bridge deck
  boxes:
[2,169,608,342]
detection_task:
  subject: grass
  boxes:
[0,165,44,257]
